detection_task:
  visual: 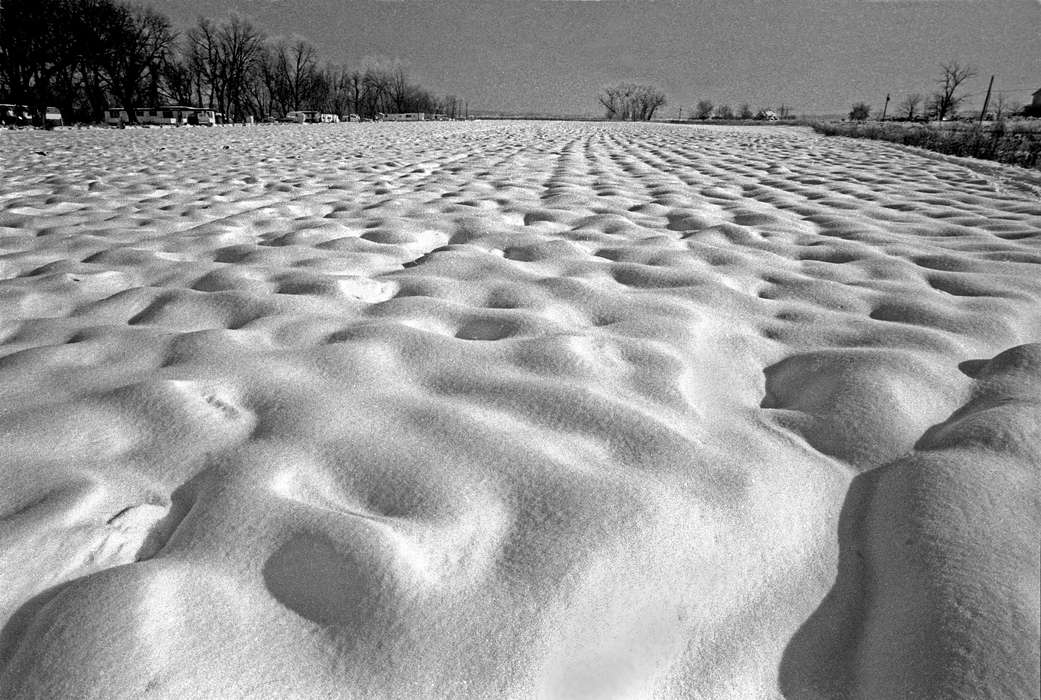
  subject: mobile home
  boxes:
[383,112,426,121]
[284,110,340,123]
[105,106,217,126]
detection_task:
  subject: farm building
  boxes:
[383,113,427,121]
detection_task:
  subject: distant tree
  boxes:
[185,18,219,110]
[161,45,198,106]
[321,64,353,116]
[714,103,734,120]
[991,94,1020,121]
[437,93,459,119]
[358,56,395,118]
[634,84,666,120]
[269,37,318,112]
[694,99,713,119]
[93,2,174,122]
[598,87,620,119]
[387,63,411,112]
[776,104,793,119]
[343,69,365,116]
[186,14,266,121]
[598,83,666,121]
[738,103,754,120]
[0,0,91,107]
[222,15,265,120]
[898,93,922,120]
[849,102,871,121]
[0,0,458,124]
[932,61,975,121]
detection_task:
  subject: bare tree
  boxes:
[343,69,364,117]
[387,63,411,112]
[932,61,976,121]
[322,64,353,117]
[440,94,459,119]
[361,63,390,118]
[354,56,410,118]
[268,37,317,112]
[991,94,1020,120]
[0,0,98,110]
[636,84,666,120]
[738,103,754,120]
[185,18,220,109]
[187,14,264,121]
[898,93,922,120]
[694,99,713,119]
[1,0,456,124]
[598,85,622,119]
[161,42,199,106]
[598,83,665,121]
[220,15,264,121]
[714,104,734,120]
[93,2,174,122]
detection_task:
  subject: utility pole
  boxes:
[880,93,890,121]
[979,75,995,125]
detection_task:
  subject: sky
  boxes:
[150,0,1040,117]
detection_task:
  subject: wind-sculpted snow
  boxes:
[0,122,1038,698]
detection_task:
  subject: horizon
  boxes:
[147,0,1040,118]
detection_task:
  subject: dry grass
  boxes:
[810,120,1041,169]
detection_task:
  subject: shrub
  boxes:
[808,120,1041,169]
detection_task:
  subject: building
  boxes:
[105,106,218,126]
[1,104,64,127]
[284,111,340,123]
[383,112,426,121]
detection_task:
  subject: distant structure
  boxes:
[104,106,219,126]
[1,104,63,127]
[383,113,426,121]
[285,110,339,123]
[1024,87,1041,118]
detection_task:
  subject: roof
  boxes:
[108,105,213,111]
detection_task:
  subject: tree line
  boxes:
[688,101,792,121]
[849,61,1030,122]
[0,0,461,123]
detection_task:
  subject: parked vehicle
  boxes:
[42,106,63,128]
[0,103,31,126]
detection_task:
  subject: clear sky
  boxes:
[151,0,1040,117]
